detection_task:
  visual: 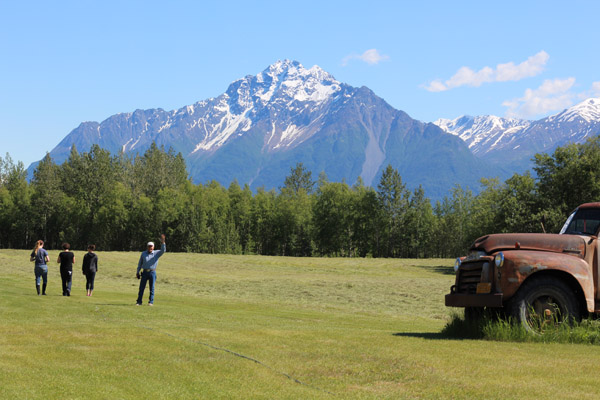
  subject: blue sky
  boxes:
[1,0,599,167]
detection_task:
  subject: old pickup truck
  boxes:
[446,202,600,329]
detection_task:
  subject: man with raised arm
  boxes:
[136,234,166,306]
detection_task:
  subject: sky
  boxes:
[1,0,599,167]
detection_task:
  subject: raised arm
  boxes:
[157,234,166,257]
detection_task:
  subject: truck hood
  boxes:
[470,233,588,257]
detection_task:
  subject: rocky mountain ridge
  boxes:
[31,61,600,199]
[434,98,600,168]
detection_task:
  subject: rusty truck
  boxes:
[445,202,600,330]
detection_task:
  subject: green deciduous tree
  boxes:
[30,153,65,248]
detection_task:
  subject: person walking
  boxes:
[136,234,166,306]
[57,243,75,296]
[81,244,98,297]
[30,240,49,295]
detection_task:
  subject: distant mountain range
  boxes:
[29,61,600,199]
[434,98,600,170]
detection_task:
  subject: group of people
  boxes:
[30,241,98,296]
[29,234,166,305]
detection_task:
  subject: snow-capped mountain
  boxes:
[551,97,600,124]
[51,61,343,160]
[434,98,600,169]
[188,60,343,153]
[434,115,530,157]
[31,60,501,199]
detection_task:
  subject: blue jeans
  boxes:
[34,265,48,285]
[137,270,156,304]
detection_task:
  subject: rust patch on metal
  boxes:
[518,264,548,275]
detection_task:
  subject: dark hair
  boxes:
[62,242,70,250]
[87,244,96,251]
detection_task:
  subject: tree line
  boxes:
[2,137,599,257]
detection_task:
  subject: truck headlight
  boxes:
[494,252,504,268]
[454,258,462,273]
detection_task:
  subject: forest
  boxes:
[1,137,600,257]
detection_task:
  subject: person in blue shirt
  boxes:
[136,234,166,306]
[30,240,50,295]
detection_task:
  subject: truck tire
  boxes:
[509,276,580,332]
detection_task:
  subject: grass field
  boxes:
[2,249,600,399]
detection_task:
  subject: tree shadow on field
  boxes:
[392,332,463,341]
[416,265,455,276]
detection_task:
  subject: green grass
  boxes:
[2,250,600,399]
[443,312,600,344]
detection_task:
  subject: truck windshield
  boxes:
[560,208,600,235]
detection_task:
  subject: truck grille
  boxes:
[456,261,485,294]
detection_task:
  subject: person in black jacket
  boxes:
[82,244,98,297]
[57,242,75,296]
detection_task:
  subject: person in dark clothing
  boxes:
[81,244,98,297]
[57,242,75,296]
[30,240,50,295]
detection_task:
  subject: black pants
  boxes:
[60,269,72,295]
[85,272,96,291]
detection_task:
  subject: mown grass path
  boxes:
[2,250,600,399]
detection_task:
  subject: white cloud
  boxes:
[495,51,549,82]
[592,81,600,96]
[425,51,549,92]
[502,77,576,118]
[342,49,389,66]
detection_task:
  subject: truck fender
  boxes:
[500,250,595,312]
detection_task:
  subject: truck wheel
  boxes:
[509,276,580,332]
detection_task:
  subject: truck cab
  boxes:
[445,202,600,329]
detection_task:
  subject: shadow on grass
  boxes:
[392,332,467,341]
[411,264,455,276]
[430,265,455,275]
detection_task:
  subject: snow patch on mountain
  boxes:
[192,104,253,153]
[549,97,600,124]
[186,60,342,154]
[434,115,530,156]
[434,97,600,164]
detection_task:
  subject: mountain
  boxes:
[434,98,600,170]
[433,115,531,157]
[31,60,502,199]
